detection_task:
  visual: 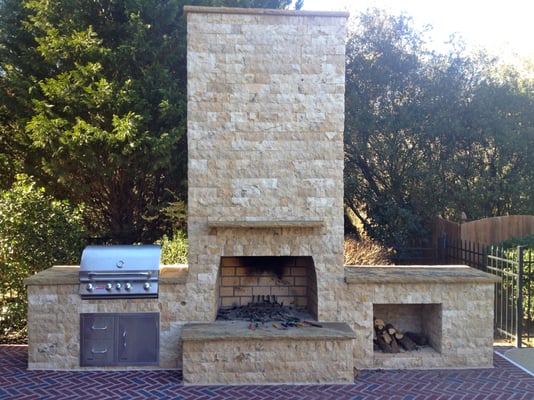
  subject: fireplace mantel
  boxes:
[207,218,324,229]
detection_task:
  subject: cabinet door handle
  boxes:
[122,330,127,348]
[91,324,108,331]
[91,347,108,354]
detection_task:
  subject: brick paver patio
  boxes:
[1,345,533,399]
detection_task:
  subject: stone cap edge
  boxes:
[183,5,350,18]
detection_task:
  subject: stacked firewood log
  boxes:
[373,318,428,353]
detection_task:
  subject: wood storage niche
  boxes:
[373,303,442,354]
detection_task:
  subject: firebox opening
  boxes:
[216,256,318,322]
[373,303,442,354]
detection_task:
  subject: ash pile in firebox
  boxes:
[216,295,312,323]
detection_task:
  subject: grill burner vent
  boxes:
[79,245,161,299]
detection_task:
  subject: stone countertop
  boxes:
[181,321,356,341]
[344,265,502,284]
[24,264,189,286]
[160,264,188,283]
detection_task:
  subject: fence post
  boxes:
[517,245,524,348]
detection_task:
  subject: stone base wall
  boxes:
[25,267,189,370]
[342,266,500,369]
[183,337,354,385]
[26,265,499,374]
[181,322,355,385]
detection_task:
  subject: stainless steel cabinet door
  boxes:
[117,313,159,365]
[80,313,159,366]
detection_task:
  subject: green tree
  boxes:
[344,8,534,249]
[0,0,296,242]
[423,51,534,221]
[1,0,189,241]
[458,64,534,218]
[0,0,40,190]
[22,0,190,242]
[0,174,86,339]
[344,9,438,248]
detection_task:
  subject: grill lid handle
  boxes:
[87,271,152,278]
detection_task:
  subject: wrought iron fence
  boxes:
[391,236,449,265]
[446,239,534,347]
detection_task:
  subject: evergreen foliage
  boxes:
[0,0,297,242]
[0,175,86,339]
[2,3,534,270]
[344,8,534,249]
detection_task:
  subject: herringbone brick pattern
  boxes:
[1,345,533,399]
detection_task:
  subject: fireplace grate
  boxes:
[217,295,313,323]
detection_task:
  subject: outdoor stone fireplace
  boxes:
[180,6,499,384]
[24,6,500,386]
[184,5,347,324]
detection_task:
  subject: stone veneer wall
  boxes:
[185,6,348,322]
[343,267,500,369]
[181,322,356,385]
[25,266,188,370]
[25,265,499,372]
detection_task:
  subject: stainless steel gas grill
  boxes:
[79,244,161,299]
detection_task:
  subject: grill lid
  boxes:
[79,244,161,299]
[80,244,161,272]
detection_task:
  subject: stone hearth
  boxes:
[181,322,356,385]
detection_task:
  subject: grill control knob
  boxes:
[115,283,122,290]
[86,283,94,292]
[143,282,151,291]
[125,282,132,291]
[105,283,113,291]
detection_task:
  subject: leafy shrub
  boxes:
[489,238,534,326]
[0,175,86,341]
[157,230,188,265]
[344,234,393,265]
[492,236,534,266]
[498,235,534,250]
